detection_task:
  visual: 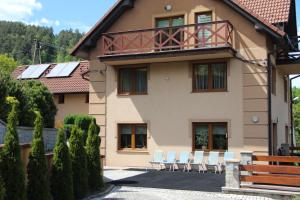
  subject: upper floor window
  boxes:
[156,16,184,50]
[196,12,212,47]
[193,62,227,92]
[118,67,147,95]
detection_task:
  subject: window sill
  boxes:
[117,149,149,154]
[191,90,228,93]
[117,93,148,96]
[193,149,227,153]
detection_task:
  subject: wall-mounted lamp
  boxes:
[251,116,259,124]
[164,4,172,12]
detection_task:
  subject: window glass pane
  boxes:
[135,68,147,94]
[172,17,184,26]
[157,19,170,28]
[120,125,132,148]
[212,63,227,89]
[212,124,227,150]
[194,124,209,150]
[119,68,132,93]
[197,13,212,23]
[135,125,147,149]
[194,64,208,90]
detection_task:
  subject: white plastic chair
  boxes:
[148,150,164,171]
[190,151,206,173]
[176,151,190,172]
[163,151,176,171]
[206,151,222,174]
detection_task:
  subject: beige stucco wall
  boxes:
[54,93,89,127]
[105,59,244,167]
[84,0,290,166]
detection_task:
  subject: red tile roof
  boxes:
[12,61,89,94]
[234,0,291,24]
[231,0,288,36]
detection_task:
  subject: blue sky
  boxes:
[0,0,300,86]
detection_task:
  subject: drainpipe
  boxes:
[290,75,300,149]
[267,53,273,155]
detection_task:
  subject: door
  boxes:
[196,12,212,47]
[156,16,184,50]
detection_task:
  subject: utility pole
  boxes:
[32,39,42,64]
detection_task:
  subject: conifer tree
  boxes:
[0,97,26,200]
[86,119,103,191]
[26,111,51,200]
[0,176,5,200]
[69,126,88,199]
[50,128,74,200]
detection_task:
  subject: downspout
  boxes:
[267,53,273,155]
[290,75,300,149]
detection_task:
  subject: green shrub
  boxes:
[86,119,103,191]
[69,126,88,199]
[64,115,94,142]
[0,97,26,200]
[27,111,52,200]
[22,81,57,128]
[0,73,57,128]
[50,129,74,200]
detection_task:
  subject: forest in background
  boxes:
[0,21,83,66]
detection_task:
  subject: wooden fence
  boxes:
[240,155,300,187]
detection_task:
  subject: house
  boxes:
[12,61,90,127]
[71,0,299,167]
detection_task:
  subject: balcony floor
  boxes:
[99,46,236,65]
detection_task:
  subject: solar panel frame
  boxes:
[18,64,50,79]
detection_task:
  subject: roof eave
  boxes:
[70,0,134,58]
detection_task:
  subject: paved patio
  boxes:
[104,169,225,192]
[92,169,275,200]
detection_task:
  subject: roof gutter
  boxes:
[222,0,284,41]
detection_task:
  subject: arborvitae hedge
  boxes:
[0,97,26,200]
[0,176,5,200]
[26,111,52,200]
[64,115,94,142]
[50,128,74,200]
[86,119,103,191]
[69,126,88,199]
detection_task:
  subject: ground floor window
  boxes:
[118,124,147,150]
[192,122,228,151]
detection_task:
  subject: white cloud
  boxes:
[30,18,60,27]
[67,21,91,33]
[0,0,42,21]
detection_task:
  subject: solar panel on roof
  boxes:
[46,63,67,77]
[46,62,79,78]
[18,64,50,79]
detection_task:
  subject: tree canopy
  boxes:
[0,21,83,65]
[293,87,300,146]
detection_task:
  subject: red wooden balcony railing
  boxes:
[101,20,234,56]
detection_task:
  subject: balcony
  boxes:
[99,20,235,65]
